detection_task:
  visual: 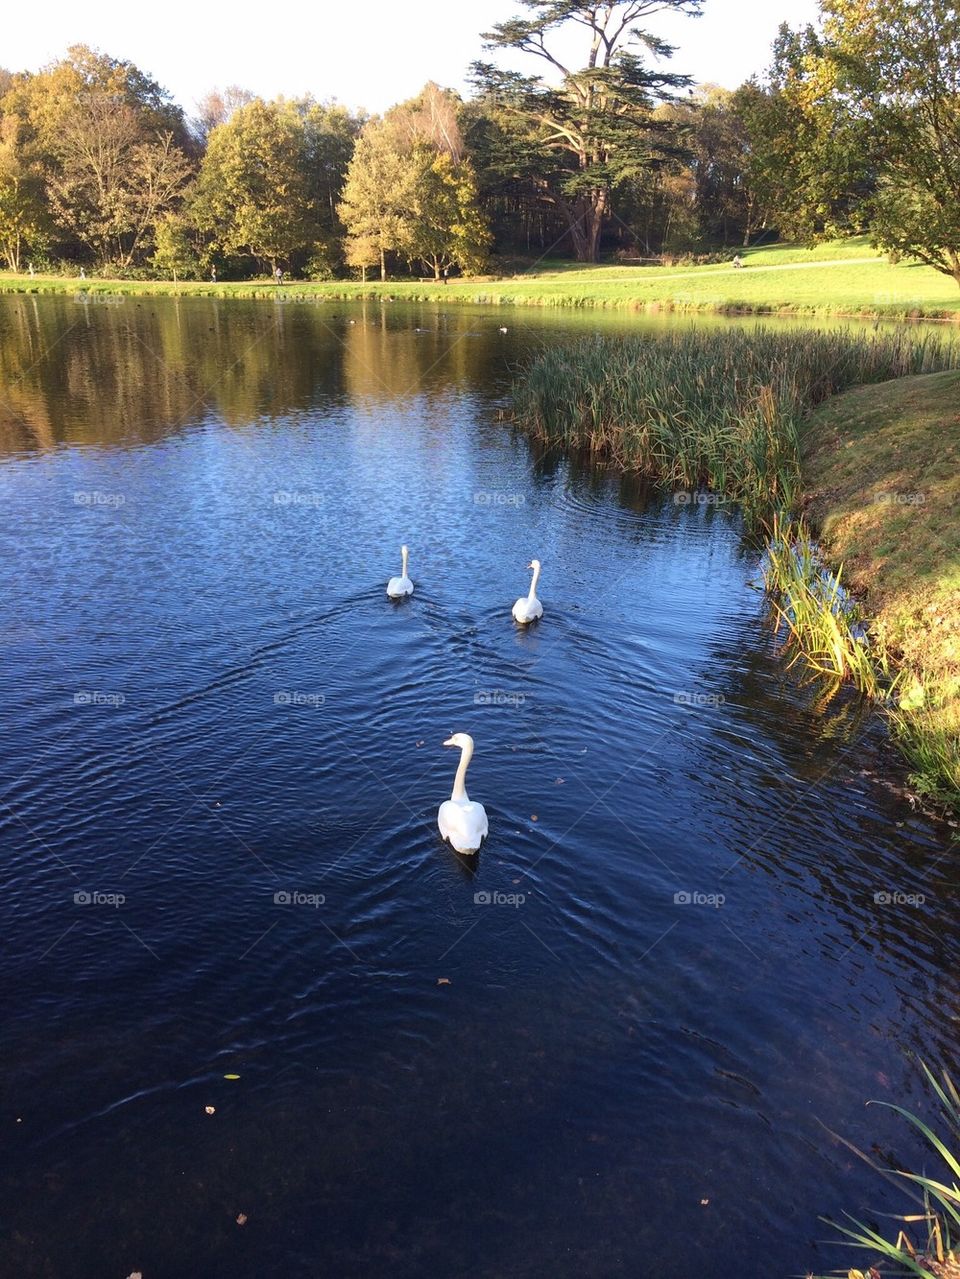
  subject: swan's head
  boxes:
[443,732,474,750]
[401,544,408,555]
[528,558,541,570]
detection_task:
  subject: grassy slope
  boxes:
[3,237,960,320]
[803,371,960,802]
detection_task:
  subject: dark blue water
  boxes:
[0,296,957,1278]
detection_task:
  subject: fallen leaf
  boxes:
[223,1074,240,1080]
[530,814,538,822]
[416,740,424,747]
[205,1105,216,1115]
[555,777,565,785]
[236,1213,248,1226]
[437,977,451,986]
[700,1198,709,1206]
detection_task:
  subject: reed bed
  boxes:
[512,327,956,530]
[514,327,960,809]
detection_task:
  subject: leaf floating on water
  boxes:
[436,977,451,986]
[224,1074,240,1080]
[236,1213,248,1226]
[555,777,565,785]
[700,1198,709,1206]
[204,1105,216,1115]
[416,740,424,748]
[530,814,538,822]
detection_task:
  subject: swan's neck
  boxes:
[401,547,408,577]
[527,563,541,600]
[451,743,472,802]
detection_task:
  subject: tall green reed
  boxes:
[513,327,955,532]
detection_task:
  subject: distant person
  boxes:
[79,266,86,279]
[275,266,283,284]
[442,265,449,284]
[210,265,217,283]
[27,262,34,277]
[732,254,744,269]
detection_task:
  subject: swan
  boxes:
[512,558,543,625]
[438,733,488,855]
[386,545,413,598]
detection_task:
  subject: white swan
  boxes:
[386,545,413,598]
[438,733,488,855]
[512,558,543,625]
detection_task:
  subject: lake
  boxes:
[0,294,957,1278]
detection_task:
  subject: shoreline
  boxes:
[2,272,960,325]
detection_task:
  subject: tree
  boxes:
[337,121,415,280]
[405,150,492,278]
[0,109,49,270]
[152,211,201,281]
[3,46,193,267]
[192,98,312,274]
[344,231,380,281]
[472,0,703,262]
[813,0,960,286]
[190,85,254,145]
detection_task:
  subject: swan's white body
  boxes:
[386,545,413,598]
[438,733,488,855]
[512,559,543,625]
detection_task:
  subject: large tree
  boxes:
[339,86,490,280]
[2,46,193,267]
[814,0,960,286]
[191,98,312,274]
[472,0,703,262]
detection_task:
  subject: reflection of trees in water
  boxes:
[0,297,523,453]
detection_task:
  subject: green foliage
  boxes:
[1,45,193,267]
[339,86,490,280]
[818,0,960,286]
[192,99,311,271]
[472,0,703,261]
[152,212,201,281]
[819,1062,960,1278]
[512,327,957,529]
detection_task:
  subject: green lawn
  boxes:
[804,371,960,804]
[3,237,959,320]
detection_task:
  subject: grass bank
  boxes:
[511,328,960,809]
[803,371,960,806]
[3,237,960,321]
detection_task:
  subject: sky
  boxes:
[5,0,821,117]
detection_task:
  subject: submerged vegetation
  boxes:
[822,1062,960,1279]
[513,328,960,808]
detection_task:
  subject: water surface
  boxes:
[0,296,957,1279]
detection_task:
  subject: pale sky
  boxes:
[6,0,820,117]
